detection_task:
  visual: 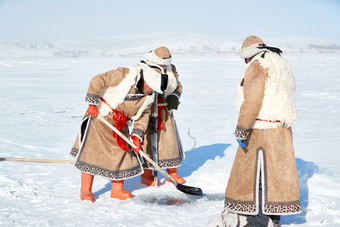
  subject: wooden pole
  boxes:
[0,157,74,164]
[0,104,173,164]
[97,115,177,184]
[97,115,204,196]
[157,102,180,107]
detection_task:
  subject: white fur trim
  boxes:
[144,51,172,66]
[240,44,266,59]
[258,149,264,216]
[235,52,297,129]
[138,62,164,94]
[131,93,155,121]
[76,117,91,160]
[97,66,155,122]
[163,65,178,97]
[98,66,138,117]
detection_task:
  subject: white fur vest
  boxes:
[235,52,297,129]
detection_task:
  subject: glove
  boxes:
[166,95,179,110]
[130,135,141,154]
[234,126,250,148]
[88,104,98,118]
[237,139,246,148]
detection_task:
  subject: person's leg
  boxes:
[141,169,159,186]
[246,171,269,227]
[80,172,94,202]
[269,215,281,226]
[111,180,132,200]
[166,168,184,184]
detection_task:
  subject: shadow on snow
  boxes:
[93,144,318,225]
[179,143,231,178]
[281,158,319,225]
[93,143,230,201]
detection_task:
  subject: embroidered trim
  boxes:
[142,157,183,169]
[224,198,257,214]
[171,90,181,99]
[70,147,78,157]
[234,126,251,140]
[131,128,144,138]
[125,94,145,101]
[85,93,100,104]
[75,161,142,180]
[264,201,302,214]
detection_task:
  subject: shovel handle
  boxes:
[97,115,177,185]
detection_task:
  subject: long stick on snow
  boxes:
[0,157,74,164]
[97,115,203,196]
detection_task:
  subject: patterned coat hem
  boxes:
[225,146,302,215]
[142,157,183,169]
[224,197,302,215]
[75,160,143,180]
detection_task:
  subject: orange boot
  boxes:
[167,168,185,184]
[141,169,159,186]
[80,172,94,202]
[111,180,132,200]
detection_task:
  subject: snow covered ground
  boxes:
[1,34,340,226]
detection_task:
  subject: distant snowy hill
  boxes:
[1,33,340,59]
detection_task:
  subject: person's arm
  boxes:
[85,67,127,105]
[238,61,267,128]
[130,103,152,153]
[85,68,127,117]
[235,61,267,146]
[166,65,182,110]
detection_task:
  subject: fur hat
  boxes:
[138,61,168,94]
[144,46,172,66]
[239,36,265,59]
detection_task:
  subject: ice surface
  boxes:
[1,34,340,226]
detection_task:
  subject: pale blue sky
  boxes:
[0,0,339,41]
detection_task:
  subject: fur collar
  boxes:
[97,66,155,121]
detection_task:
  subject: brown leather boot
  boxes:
[80,172,94,202]
[166,168,184,184]
[111,180,132,200]
[141,169,159,186]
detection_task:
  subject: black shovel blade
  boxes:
[176,183,203,196]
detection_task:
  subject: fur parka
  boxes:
[225,52,302,215]
[142,64,185,169]
[70,66,155,180]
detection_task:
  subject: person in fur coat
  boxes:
[223,36,302,227]
[140,47,185,186]
[70,60,169,202]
